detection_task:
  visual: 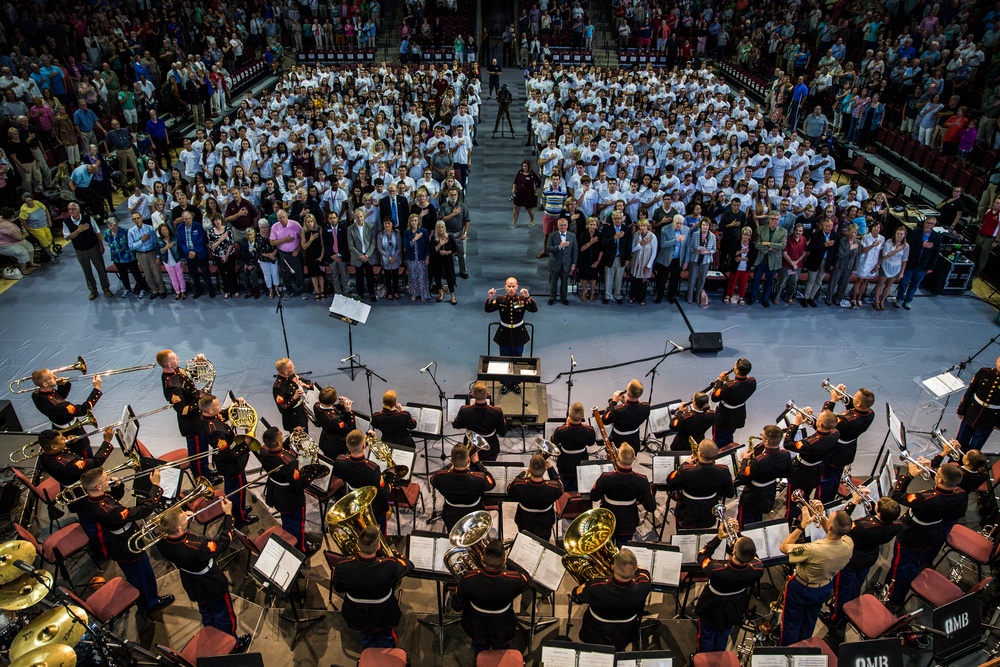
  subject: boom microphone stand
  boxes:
[564,355,577,417]
[420,360,448,525]
[641,340,686,450]
[353,355,387,418]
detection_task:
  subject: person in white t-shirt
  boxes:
[178,138,201,181]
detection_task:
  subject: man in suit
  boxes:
[800,218,838,308]
[177,210,215,298]
[653,214,689,304]
[348,208,379,301]
[547,217,578,305]
[748,212,788,307]
[895,216,942,310]
[378,183,410,229]
[601,210,632,304]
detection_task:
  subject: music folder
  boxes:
[252,534,306,594]
[669,529,725,566]
[407,530,452,575]
[837,639,903,667]
[576,460,614,496]
[740,519,790,563]
[614,651,672,667]
[507,531,566,592]
[398,402,443,438]
[483,461,526,495]
[651,454,687,486]
[647,401,682,436]
[750,647,825,667]
[541,640,616,667]
[367,442,415,483]
[624,541,682,588]
[306,453,336,494]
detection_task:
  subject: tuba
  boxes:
[368,433,409,486]
[326,486,398,559]
[562,508,619,585]
[443,510,494,581]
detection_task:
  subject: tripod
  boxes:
[493,101,514,138]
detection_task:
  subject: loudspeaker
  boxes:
[689,331,724,353]
[0,400,22,432]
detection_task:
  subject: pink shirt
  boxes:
[270,218,302,253]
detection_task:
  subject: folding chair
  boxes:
[14,522,97,590]
[59,579,143,632]
[359,648,408,667]
[156,626,238,666]
[842,594,923,639]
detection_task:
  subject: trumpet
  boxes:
[790,489,823,525]
[785,400,817,426]
[701,369,732,393]
[533,436,561,460]
[840,466,874,511]
[899,450,935,480]
[931,429,962,459]
[591,407,619,467]
[56,451,143,505]
[715,502,741,545]
[821,379,852,406]
[9,411,99,463]
[127,477,216,553]
[9,360,157,394]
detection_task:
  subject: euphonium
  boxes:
[465,431,491,456]
[56,451,142,506]
[326,486,398,558]
[127,477,215,553]
[562,508,619,585]
[289,429,320,465]
[591,407,619,467]
[443,510,494,581]
[368,433,409,486]
[533,436,561,459]
[10,411,99,463]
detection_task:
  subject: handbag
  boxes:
[3,267,23,280]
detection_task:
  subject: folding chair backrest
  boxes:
[13,522,41,552]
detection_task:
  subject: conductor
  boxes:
[486,277,538,395]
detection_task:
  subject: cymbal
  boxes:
[10,644,77,667]
[0,571,53,610]
[9,605,88,661]
[0,542,38,585]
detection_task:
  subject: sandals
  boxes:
[450,296,457,305]
[436,293,444,302]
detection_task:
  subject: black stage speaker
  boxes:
[0,400,22,432]
[199,655,264,667]
[689,331,724,353]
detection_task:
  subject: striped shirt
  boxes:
[542,186,567,215]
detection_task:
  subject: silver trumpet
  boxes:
[931,429,962,459]
[785,400,817,426]
[899,450,935,481]
[821,379,852,405]
[533,436,561,459]
[841,466,875,511]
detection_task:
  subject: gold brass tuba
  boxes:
[443,510,494,581]
[326,486,398,559]
[562,508,619,585]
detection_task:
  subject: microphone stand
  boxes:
[354,356,387,418]
[275,288,291,359]
[565,356,576,418]
[641,341,685,452]
[422,362,449,525]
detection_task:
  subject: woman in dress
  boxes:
[376,218,403,301]
[628,219,658,305]
[852,219,883,307]
[403,213,431,301]
[206,215,240,298]
[429,220,458,304]
[724,226,756,305]
[300,213,326,300]
[873,225,909,310]
[576,216,603,302]
[511,160,542,229]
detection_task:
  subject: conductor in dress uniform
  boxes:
[156,502,252,651]
[258,426,328,553]
[669,392,715,452]
[31,368,102,458]
[453,381,507,462]
[273,357,310,433]
[314,387,356,459]
[817,385,875,502]
[485,276,538,394]
[956,355,1000,450]
[591,443,657,546]
[695,527,765,653]
[506,453,564,541]
[431,444,496,531]
[602,379,651,451]
[572,549,651,651]
[736,425,793,528]
[551,402,595,492]
[333,429,391,534]
[158,350,212,480]
[664,439,736,529]
[333,525,414,649]
[452,538,530,657]
[711,358,757,447]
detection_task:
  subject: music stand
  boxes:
[507,531,565,652]
[932,593,982,663]
[250,534,322,648]
[837,639,903,667]
[329,294,371,381]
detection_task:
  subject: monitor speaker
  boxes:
[0,401,22,432]
[689,332,724,353]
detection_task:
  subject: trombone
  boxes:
[533,436,561,459]
[785,400,817,426]
[821,379,852,406]
[9,411,98,463]
[56,451,143,505]
[899,450,935,481]
[931,429,962,459]
[9,359,157,394]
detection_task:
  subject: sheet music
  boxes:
[158,467,183,499]
[886,403,903,449]
[398,405,443,435]
[372,447,415,482]
[765,524,790,560]
[616,659,672,667]
[541,646,578,667]
[652,549,682,586]
[670,533,699,564]
[535,546,565,591]
[719,456,736,479]
[447,398,466,423]
[486,361,512,375]
[509,532,544,572]
[433,537,448,574]
[254,538,298,591]
[408,535,437,572]
[751,656,789,667]
[651,456,679,485]
[630,545,654,573]
[791,656,828,667]
[577,462,614,494]
[520,367,539,376]
[648,406,672,434]
[920,372,965,399]
[578,652,615,667]
[330,293,371,323]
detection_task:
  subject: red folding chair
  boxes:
[59,578,143,632]
[693,651,741,667]
[842,594,924,639]
[14,522,96,590]
[477,649,525,666]
[156,626,238,666]
[359,648,408,667]
[11,469,64,528]
[932,523,1000,581]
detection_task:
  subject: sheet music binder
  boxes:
[329,293,371,324]
[407,530,453,575]
[541,640,616,667]
[614,650,673,667]
[398,401,444,438]
[624,541,682,588]
[251,535,306,594]
[576,460,614,496]
[483,461,528,494]
[506,531,566,592]
[750,647,825,667]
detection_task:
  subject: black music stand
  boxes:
[478,353,542,452]
[932,593,982,663]
[401,401,445,525]
[641,341,686,447]
[250,535,322,648]
[329,294,371,381]
[408,531,461,654]
[838,639,903,667]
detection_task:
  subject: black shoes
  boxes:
[500,385,510,395]
[460,273,469,279]
[548,298,556,305]
[602,297,610,304]
[235,515,259,528]
[561,299,569,305]
[305,540,322,555]
[233,634,252,653]
[512,385,521,394]
[148,595,175,613]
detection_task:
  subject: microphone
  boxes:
[419,361,435,373]
[570,355,577,368]
[340,354,359,363]
[668,339,684,352]
[13,559,38,574]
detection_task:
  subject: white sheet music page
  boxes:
[698,534,726,560]
[541,646,577,667]
[508,532,543,573]
[652,549,682,587]
[330,294,371,324]
[577,651,614,667]
[670,534,699,564]
[751,656,789,667]
[651,456,677,485]
[617,660,672,667]
[648,406,671,434]
[418,407,442,434]
[408,535,436,571]
[765,524,790,559]
[254,538,286,585]
[486,360,512,375]
[433,537,450,573]
[157,467,182,499]
[534,548,566,592]
[629,545,654,573]
[791,656,828,667]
